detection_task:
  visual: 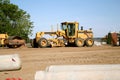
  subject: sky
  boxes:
[10,0,120,38]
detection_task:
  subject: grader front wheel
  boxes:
[85,38,94,47]
[75,38,84,47]
[38,38,48,48]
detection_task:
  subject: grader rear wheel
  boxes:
[85,38,94,47]
[75,38,84,47]
[38,38,48,48]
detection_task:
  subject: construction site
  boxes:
[0,45,120,80]
[0,21,120,80]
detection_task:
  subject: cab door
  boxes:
[67,23,76,37]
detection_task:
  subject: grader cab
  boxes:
[32,21,94,48]
[61,22,94,47]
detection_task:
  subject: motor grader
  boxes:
[32,21,94,48]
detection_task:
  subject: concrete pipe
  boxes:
[0,54,21,71]
[46,64,120,72]
[35,70,120,80]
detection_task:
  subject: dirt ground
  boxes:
[0,45,120,80]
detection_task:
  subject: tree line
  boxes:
[0,0,33,41]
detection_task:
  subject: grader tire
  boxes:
[75,38,84,47]
[38,38,48,48]
[31,38,38,48]
[85,38,94,47]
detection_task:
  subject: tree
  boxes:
[0,0,33,41]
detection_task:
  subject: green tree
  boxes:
[0,0,33,41]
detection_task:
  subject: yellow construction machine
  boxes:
[0,33,8,47]
[32,22,94,48]
[0,33,25,48]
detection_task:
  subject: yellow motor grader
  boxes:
[32,22,94,48]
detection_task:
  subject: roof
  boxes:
[61,21,79,24]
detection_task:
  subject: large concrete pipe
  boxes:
[35,64,120,80]
[46,64,120,72]
[0,54,21,71]
[35,70,120,80]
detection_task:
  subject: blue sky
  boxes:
[10,0,120,38]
